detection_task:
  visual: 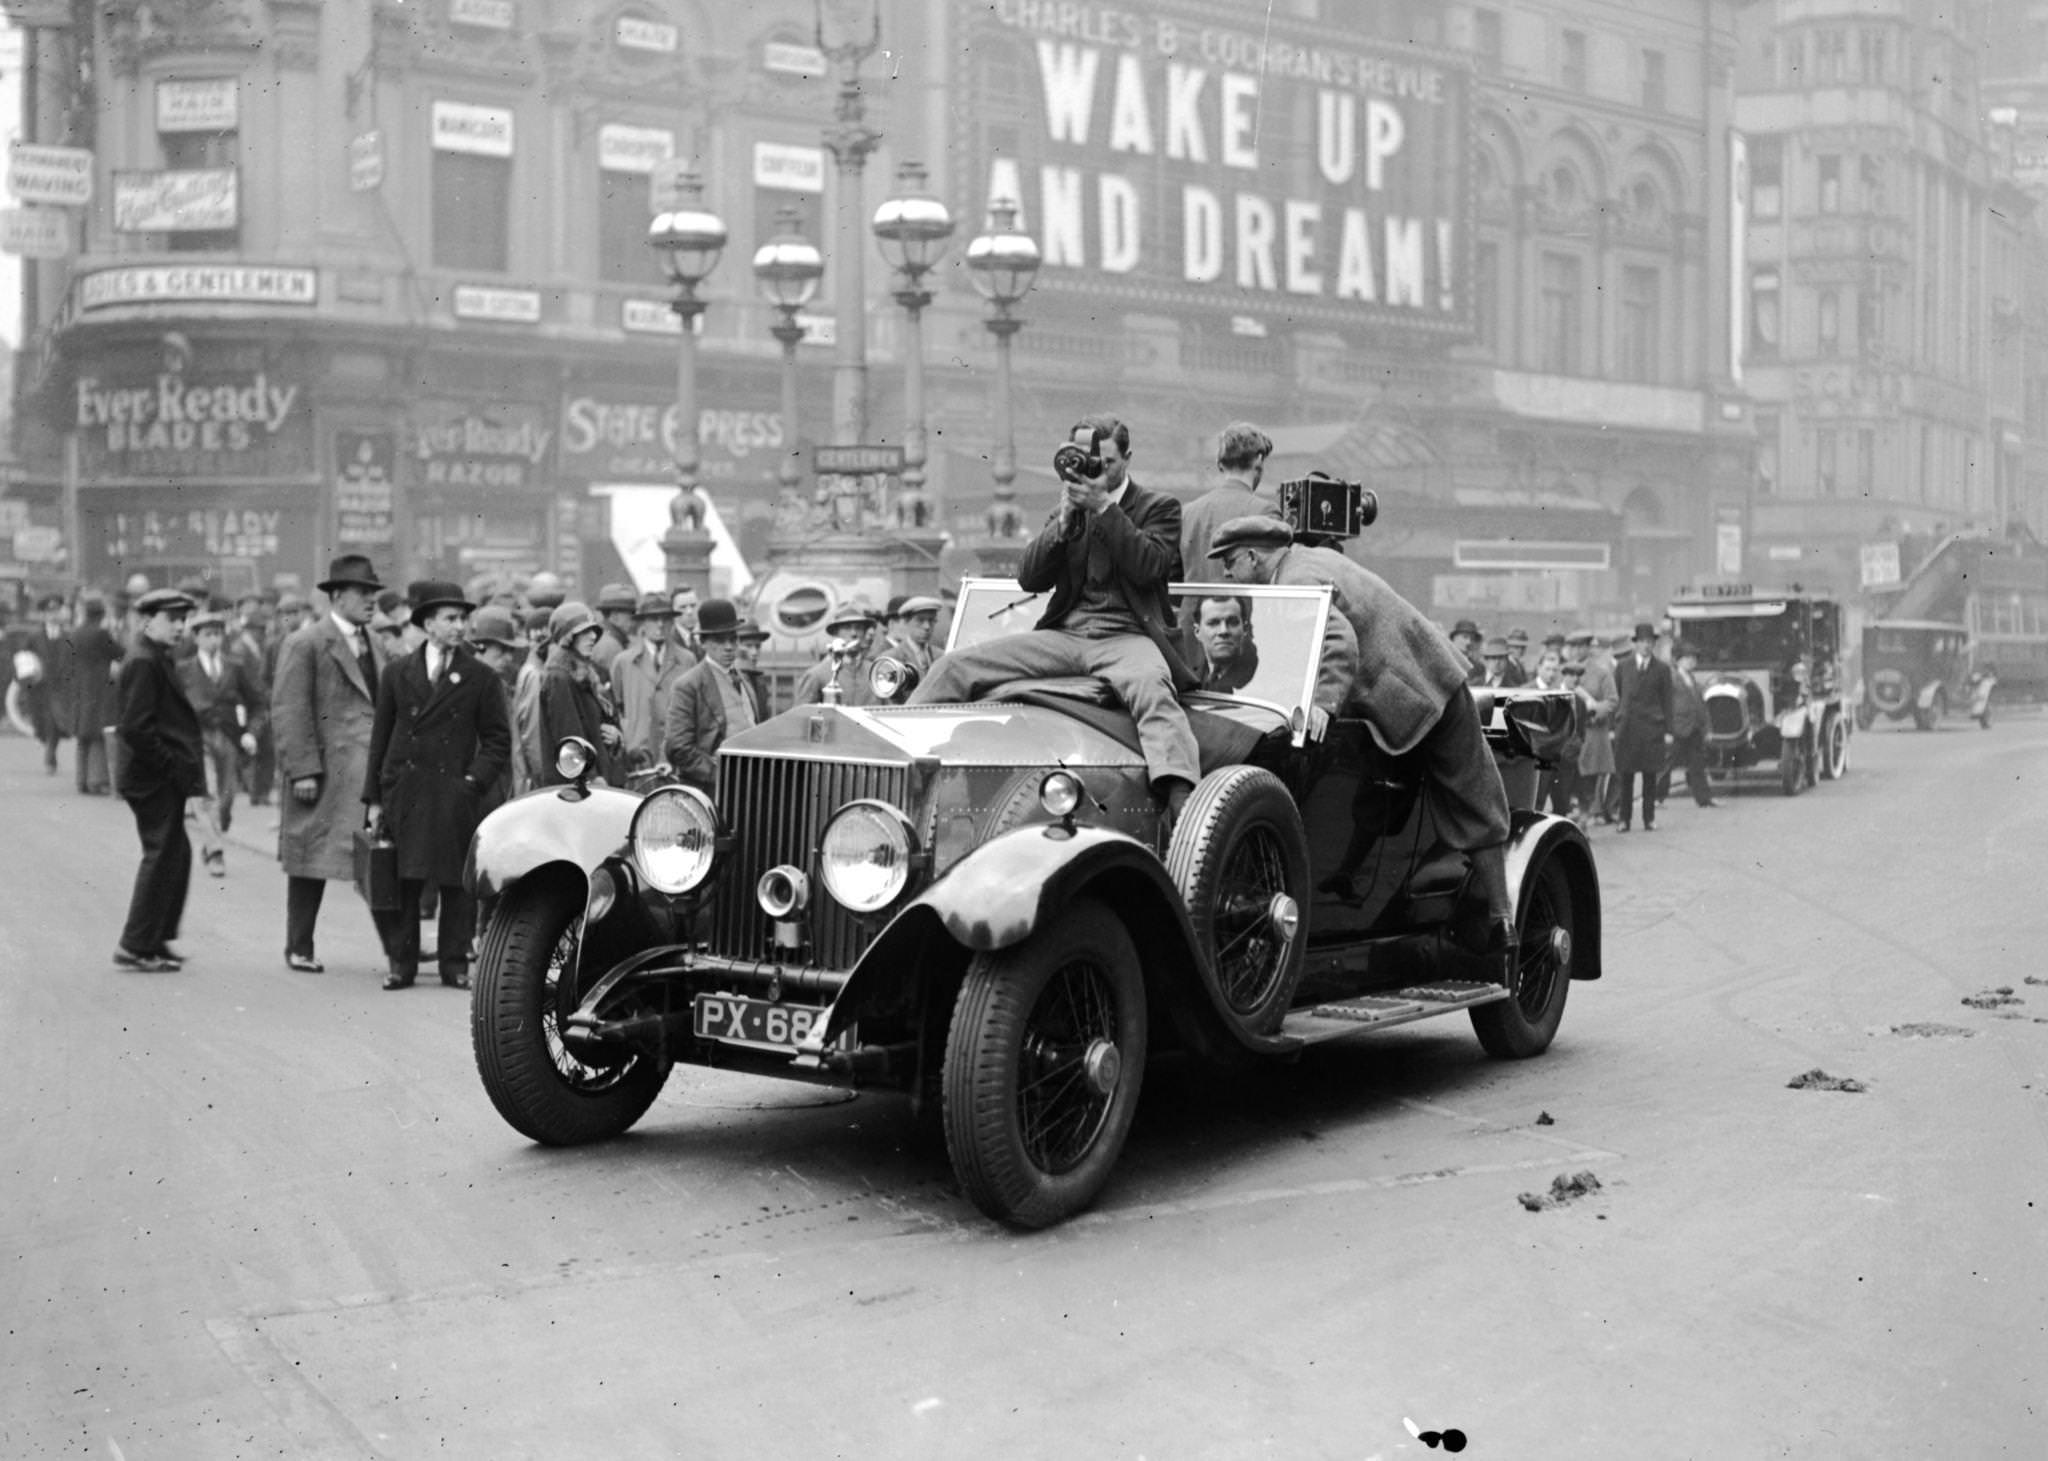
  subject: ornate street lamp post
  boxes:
[752,206,825,496]
[816,0,882,446]
[965,198,1041,539]
[872,161,955,529]
[648,172,728,535]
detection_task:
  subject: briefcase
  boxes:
[352,828,402,911]
[105,725,130,799]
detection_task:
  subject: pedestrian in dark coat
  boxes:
[735,617,773,722]
[113,590,206,971]
[270,556,399,973]
[15,593,75,773]
[1613,621,1675,831]
[662,599,752,793]
[68,594,125,794]
[538,602,624,785]
[364,582,511,990]
[464,605,528,807]
[1658,641,1717,809]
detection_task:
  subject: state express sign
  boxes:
[963,1,1471,333]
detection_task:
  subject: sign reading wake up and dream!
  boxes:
[963,0,1472,333]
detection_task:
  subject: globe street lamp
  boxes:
[816,0,882,446]
[966,198,1041,538]
[648,172,728,539]
[752,206,825,495]
[872,161,954,528]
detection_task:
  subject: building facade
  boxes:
[7,0,1748,627]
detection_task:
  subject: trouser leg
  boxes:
[1640,763,1659,824]
[1686,735,1714,804]
[285,876,326,959]
[388,880,423,974]
[1078,635,1199,789]
[436,885,475,975]
[1618,772,1638,825]
[251,724,275,801]
[208,733,239,833]
[121,788,184,954]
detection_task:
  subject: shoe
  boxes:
[285,953,325,974]
[1697,800,1717,808]
[383,966,417,990]
[440,967,471,990]
[1643,820,1656,831]
[155,944,187,966]
[1618,820,1632,833]
[204,851,225,878]
[113,948,177,972]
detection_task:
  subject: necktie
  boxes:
[355,634,376,694]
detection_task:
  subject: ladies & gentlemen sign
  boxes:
[965,0,1471,332]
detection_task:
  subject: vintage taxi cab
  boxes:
[465,578,1603,1228]
[1856,620,1973,731]
[1668,583,1850,795]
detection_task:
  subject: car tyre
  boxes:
[942,899,1146,1229]
[472,879,668,1146]
[1470,855,1574,1059]
[1818,712,1849,780]
[1164,766,1310,1036]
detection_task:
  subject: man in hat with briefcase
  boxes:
[271,554,401,974]
[364,581,511,990]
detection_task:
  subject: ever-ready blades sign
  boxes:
[7,142,94,207]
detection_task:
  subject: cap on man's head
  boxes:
[523,606,555,637]
[736,616,770,642]
[467,605,527,650]
[899,594,941,617]
[276,592,309,613]
[189,609,228,633]
[1542,631,1567,648]
[1206,515,1294,557]
[1565,629,1594,646]
[134,588,196,617]
[1674,640,1700,661]
[826,600,878,632]
[595,582,639,614]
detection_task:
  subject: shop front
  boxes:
[405,398,559,590]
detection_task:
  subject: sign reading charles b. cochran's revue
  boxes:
[962,1,1471,332]
[74,358,313,483]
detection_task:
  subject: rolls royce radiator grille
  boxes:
[1704,691,1747,738]
[711,755,909,969]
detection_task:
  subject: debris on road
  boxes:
[1992,1012,2048,1024]
[1889,1023,1975,1039]
[2026,976,2048,987]
[1517,1170,1602,1212]
[1534,1110,1556,1126]
[1787,1068,1867,1093]
[1962,987,2023,1010]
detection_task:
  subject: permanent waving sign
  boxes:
[962,0,1471,333]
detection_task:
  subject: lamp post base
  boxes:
[661,526,715,598]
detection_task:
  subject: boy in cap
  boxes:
[883,594,942,674]
[112,589,206,970]
[179,607,266,877]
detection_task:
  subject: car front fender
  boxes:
[1504,810,1603,981]
[1777,703,1811,740]
[464,784,642,901]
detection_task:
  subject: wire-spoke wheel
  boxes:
[943,900,1146,1229]
[1470,855,1575,1059]
[1167,766,1309,1035]
[472,879,668,1145]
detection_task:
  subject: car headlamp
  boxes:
[818,800,915,913]
[554,736,595,783]
[869,656,920,704]
[1038,770,1083,818]
[629,785,719,895]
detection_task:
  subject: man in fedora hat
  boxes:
[663,599,753,793]
[610,591,686,772]
[1448,618,1486,683]
[1477,634,1525,689]
[1505,626,1531,680]
[883,594,943,675]
[271,554,399,973]
[364,581,510,990]
[590,582,640,676]
[112,589,206,971]
[735,615,772,722]
[794,601,884,706]
[1612,620,1674,832]
[178,606,266,878]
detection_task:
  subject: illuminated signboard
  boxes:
[959,1,1472,334]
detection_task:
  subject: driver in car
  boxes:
[1189,593,1261,693]
[910,415,1201,821]
[1209,515,1517,967]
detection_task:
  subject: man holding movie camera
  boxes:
[910,414,1201,819]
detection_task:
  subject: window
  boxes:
[1857,428,1876,494]
[1814,28,1847,83]
[1859,27,1888,82]
[1562,29,1587,92]
[1620,265,1660,381]
[1750,136,1782,219]
[1473,238,1500,353]
[1858,288,1885,357]
[1859,154,1886,213]
[1756,411,1780,496]
[1818,154,1841,213]
[1816,429,1838,496]
[433,153,511,272]
[1474,8,1502,71]
[1818,289,1840,355]
[1539,252,1582,374]
[1643,49,1666,111]
[159,120,238,254]
[598,170,662,284]
[1749,268,1781,361]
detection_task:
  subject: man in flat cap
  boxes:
[1181,421,1284,577]
[271,554,397,973]
[910,413,1202,819]
[591,582,640,677]
[112,589,206,971]
[610,591,686,772]
[179,607,266,878]
[1210,515,1517,967]
[883,594,942,675]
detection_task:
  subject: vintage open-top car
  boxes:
[466,578,1603,1228]
[1668,583,1850,794]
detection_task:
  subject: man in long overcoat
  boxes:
[113,589,206,971]
[1612,621,1675,831]
[16,593,75,774]
[68,592,125,794]
[271,555,398,973]
[610,592,686,772]
[1658,640,1717,809]
[364,581,511,990]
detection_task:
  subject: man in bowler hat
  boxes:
[662,599,753,793]
[271,554,399,972]
[1612,620,1675,831]
[112,589,206,971]
[364,581,511,989]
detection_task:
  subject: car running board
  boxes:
[1280,981,1511,1046]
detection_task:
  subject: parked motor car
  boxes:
[1668,583,1850,795]
[465,578,1605,1229]
[1856,620,1974,732]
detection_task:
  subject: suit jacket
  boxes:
[1017,478,1197,692]
[69,622,126,736]
[794,651,881,707]
[662,659,741,792]
[115,637,205,802]
[1669,665,1709,738]
[1613,652,1674,772]
[272,615,388,881]
[179,650,267,740]
[1270,544,1465,755]
[1179,479,1282,581]
[364,644,513,886]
